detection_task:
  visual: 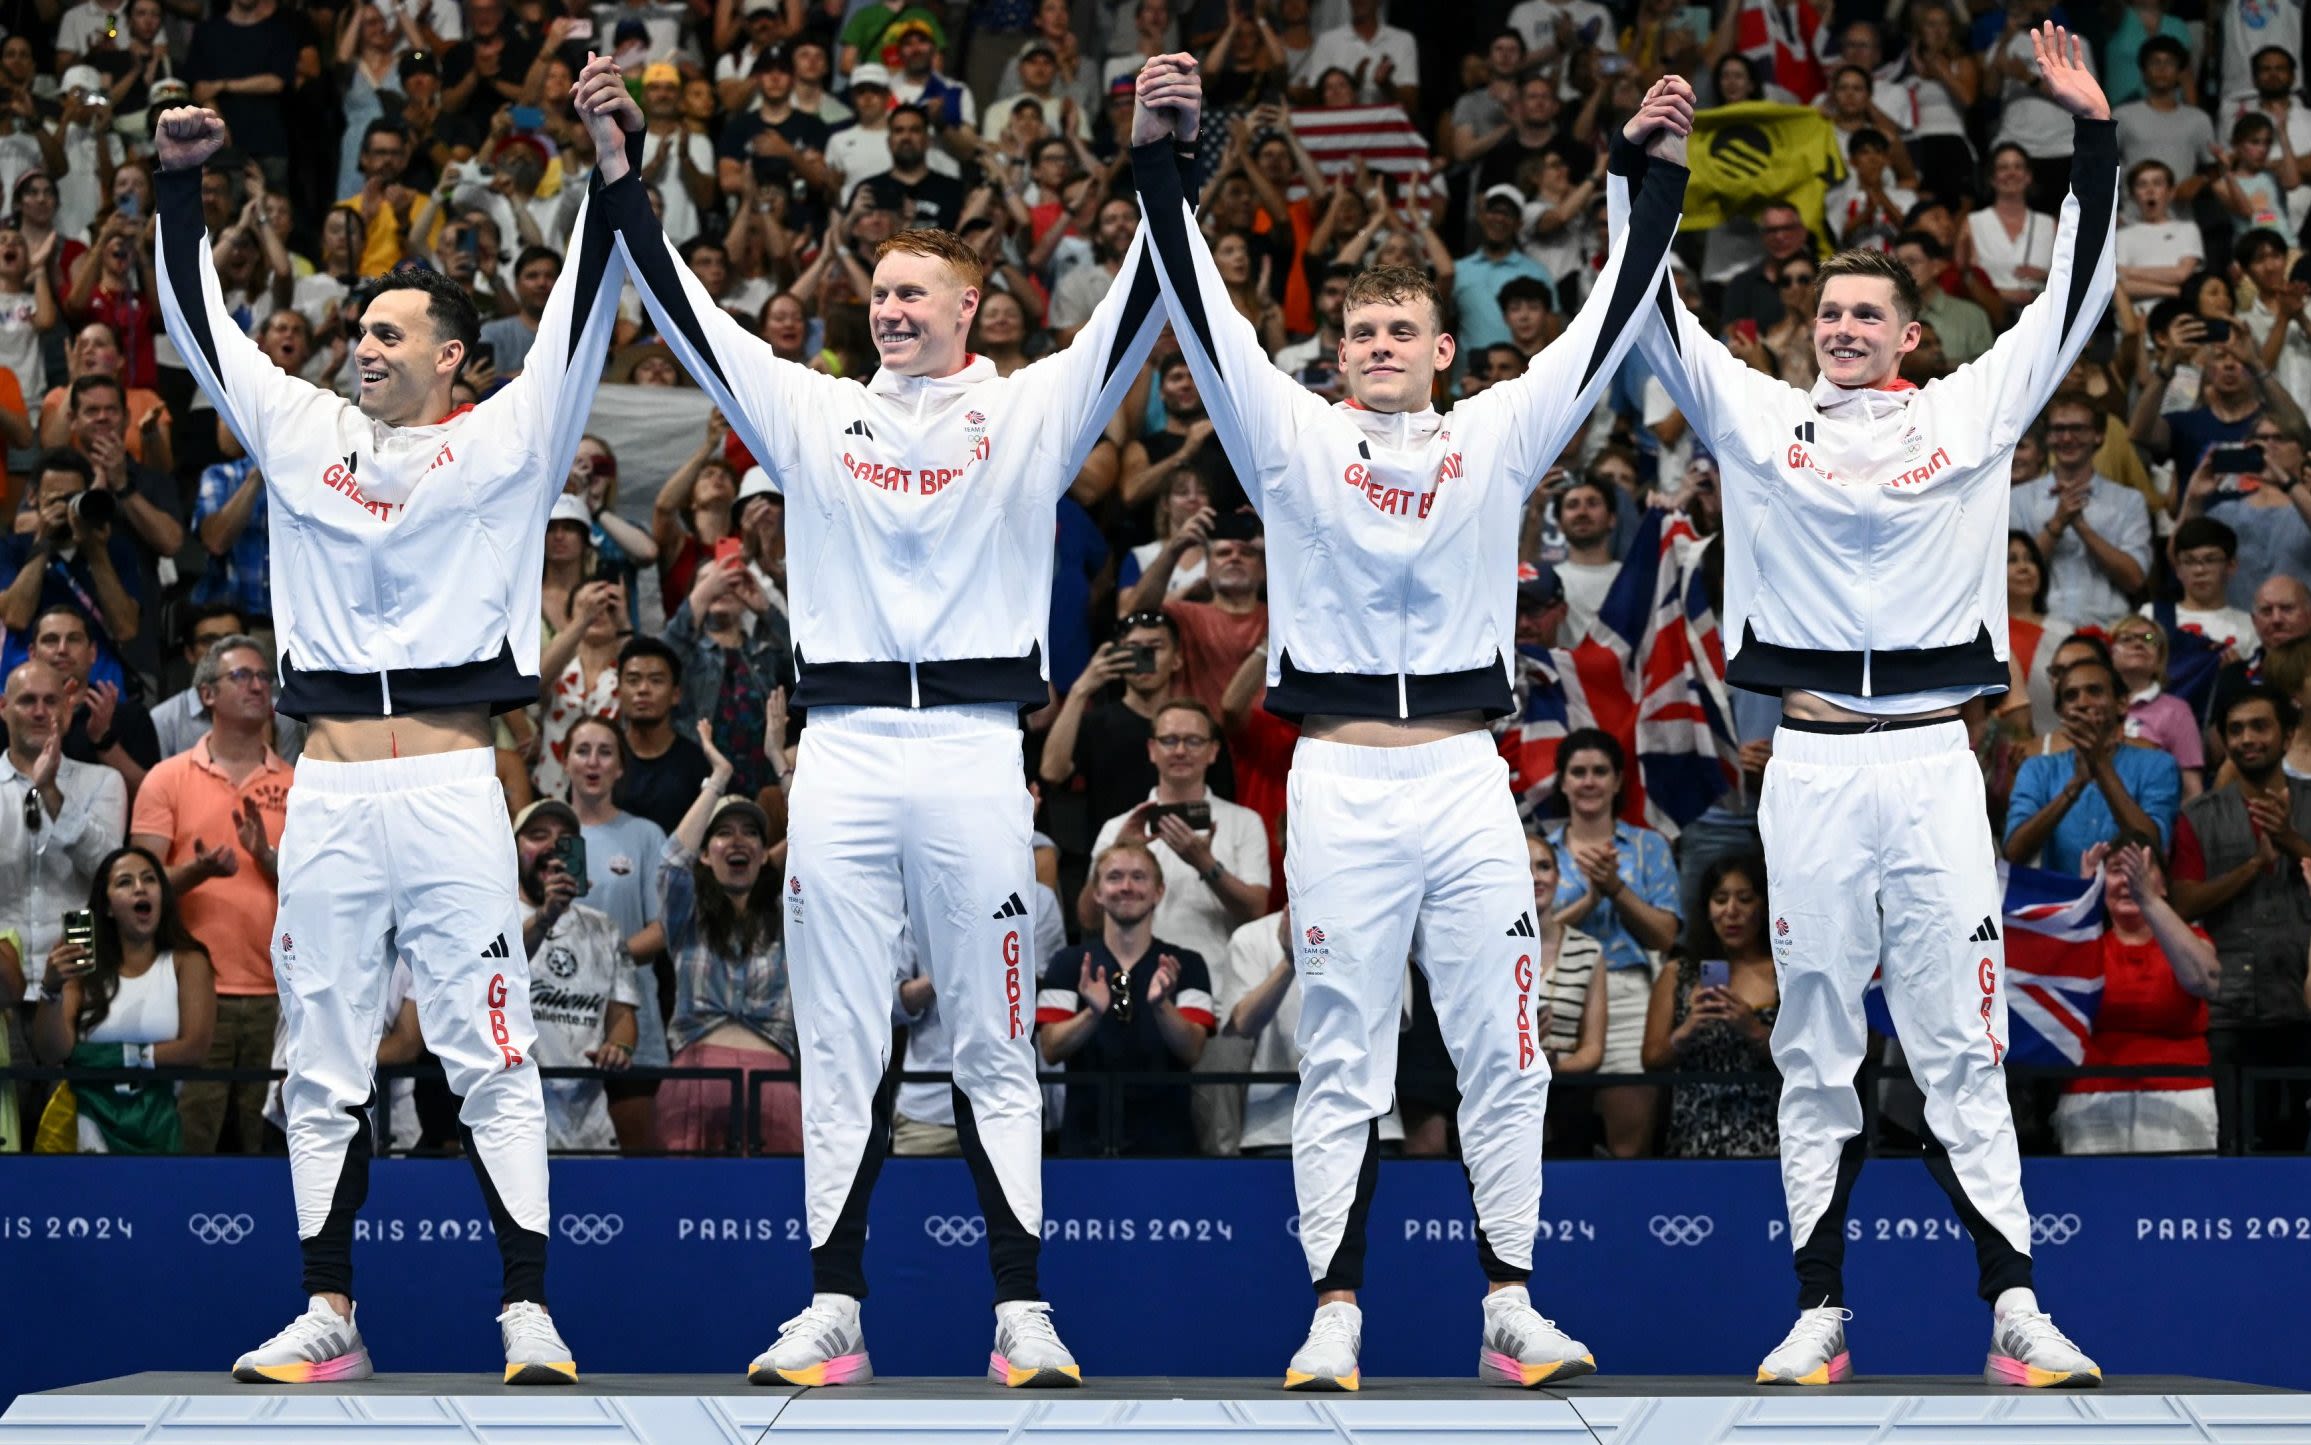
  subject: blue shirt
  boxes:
[1451,249,1554,353]
[190,457,272,620]
[2004,743,2181,876]
[0,533,144,692]
[1548,819,1682,972]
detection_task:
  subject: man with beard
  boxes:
[2169,684,2311,1151]
[2003,652,2177,873]
[866,104,966,232]
[2224,47,2311,164]
[1120,353,1243,525]
[1553,477,1621,645]
[511,798,640,1152]
[152,66,630,1380]
[1049,196,1139,344]
[715,45,833,206]
[590,59,1167,1387]
[1474,73,1585,216]
[1274,264,1352,398]
[2007,392,2150,625]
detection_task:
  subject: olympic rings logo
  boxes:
[1648,1214,1715,1246]
[187,1213,256,1245]
[924,1215,986,1247]
[2031,1213,2082,1246]
[1285,1214,1303,1240]
[557,1213,625,1246]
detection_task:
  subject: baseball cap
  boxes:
[1019,37,1058,61]
[642,60,681,87]
[514,798,582,836]
[548,493,592,529]
[742,0,781,14]
[848,62,893,92]
[1516,560,1562,609]
[1481,184,1527,214]
[751,43,793,74]
[735,465,782,525]
[708,795,772,840]
[1108,72,1137,97]
[398,49,440,80]
[61,64,105,97]
[148,77,191,106]
[886,16,937,44]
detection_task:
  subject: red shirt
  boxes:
[1225,696,1298,903]
[1164,599,1268,720]
[2068,928,2212,1094]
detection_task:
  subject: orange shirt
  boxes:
[0,367,23,522]
[39,384,168,461]
[129,739,294,996]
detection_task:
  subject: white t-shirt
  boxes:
[56,0,128,57]
[2220,0,2303,106]
[826,123,960,200]
[1967,206,2057,293]
[1505,0,1620,57]
[1821,176,1918,249]
[0,287,48,401]
[1993,29,2094,157]
[2114,218,2204,308]
[1091,792,1271,966]
[2143,600,2255,660]
[1292,22,1421,104]
[2241,297,2311,415]
[523,901,642,1153]
[636,129,715,247]
[1213,913,1404,1151]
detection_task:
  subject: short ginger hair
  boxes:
[873,227,986,291]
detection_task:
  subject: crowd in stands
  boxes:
[2,0,2309,1161]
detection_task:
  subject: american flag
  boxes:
[1282,103,1442,209]
[1497,508,1738,838]
[1864,863,2107,1067]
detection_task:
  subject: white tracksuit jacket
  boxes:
[1607,120,2119,711]
[153,161,628,718]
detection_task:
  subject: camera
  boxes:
[550,834,591,896]
[1125,643,1158,673]
[62,910,96,949]
[1145,801,1213,831]
[69,489,117,530]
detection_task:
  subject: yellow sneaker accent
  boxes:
[1284,1368,1360,1392]
[999,1362,1084,1387]
[1513,1354,1595,1386]
[503,1360,578,1385]
[248,1363,316,1384]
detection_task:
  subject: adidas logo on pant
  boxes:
[1505,912,1536,938]
[1968,917,2000,944]
[991,893,1028,921]
[480,934,511,959]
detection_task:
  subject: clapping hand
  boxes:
[233,799,276,873]
[695,718,735,785]
[189,835,241,881]
[1077,952,1112,1015]
[1145,952,1181,1007]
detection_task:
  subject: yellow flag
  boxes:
[1681,102,1847,246]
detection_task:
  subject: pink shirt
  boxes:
[2125,687,2205,773]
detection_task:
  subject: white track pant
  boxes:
[1287,732,1548,1291]
[1759,719,2035,1309]
[275,749,550,1303]
[785,705,1045,1302]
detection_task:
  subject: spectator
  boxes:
[665,549,791,802]
[150,605,301,760]
[477,245,563,378]
[1455,187,1553,352]
[2183,427,2311,615]
[2149,517,2254,663]
[884,22,974,132]
[2010,392,2152,625]
[1475,73,1586,206]
[2113,161,2202,308]
[1127,524,1266,721]
[566,437,658,613]
[1293,0,1419,109]
[1641,852,1779,1158]
[65,374,185,671]
[2169,684,2311,1151]
[1553,477,1620,644]
[2005,652,2179,873]
[611,636,715,835]
[2111,616,2206,797]
[1963,143,2056,307]
[30,604,159,796]
[1546,728,1681,1157]
[865,104,965,231]
[2056,838,2221,1153]
[2102,0,2191,108]
[2224,47,2311,191]
[0,224,57,405]
[184,0,301,182]
[0,453,142,694]
[718,47,835,211]
[2209,112,2295,238]
[30,845,215,1153]
[535,570,627,802]
[1037,839,1215,1156]
[996,0,1096,118]
[1087,698,1270,968]
[1043,612,1181,834]
[563,714,669,1152]
[1718,201,1816,330]
[1821,128,1913,251]
[1,658,126,1031]
[2005,530,2075,739]
[338,120,424,276]
[36,324,171,464]
[1896,0,1978,192]
[824,66,912,201]
[128,632,288,1152]
[652,416,738,606]
[2235,229,2311,408]
[511,798,640,1152]
[1443,30,1527,176]
[1120,355,1243,535]
[2207,576,2311,733]
[1118,471,1213,608]
[1526,832,1606,1079]
[653,725,798,1155]
[2112,38,2213,204]
[2140,323,2311,490]
[1048,196,1136,345]
[1893,229,1993,365]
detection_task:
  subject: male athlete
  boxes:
[582,67,1166,1387]
[1130,56,1690,1390]
[152,67,633,1384]
[1606,31,2112,1386]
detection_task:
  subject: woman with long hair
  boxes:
[1211,229,1286,356]
[1527,834,1607,1078]
[759,290,841,374]
[32,847,216,1154]
[1899,0,1979,199]
[534,574,627,800]
[969,287,1033,379]
[1545,728,1681,1158]
[1118,469,1211,610]
[1963,143,2056,307]
[1760,255,1820,389]
[653,723,799,1155]
[1640,853,1779,1158]
[2006,530,2076,739]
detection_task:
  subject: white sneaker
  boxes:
[1757,1306,1853,1385]
[749,1294,873,1387]
[989,1300,1083,1387]
[1987,1309,2101,1388]
[1477,1285,1595,1387]
[1284,1301,1362,1392]
[498,1301,577,1385]
[232,1296,372,1384]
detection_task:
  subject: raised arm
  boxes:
[1947,28,2118,453]
[1131,56,1327,516]
[1462,80,1692,501]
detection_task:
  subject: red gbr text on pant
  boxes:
[1002,931,1023,1039]
[486,972,524,1067]
[1513,952,1536,1069]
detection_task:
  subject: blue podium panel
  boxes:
[3,1155,2308,1406]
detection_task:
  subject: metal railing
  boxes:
[4,1058,2299,1159]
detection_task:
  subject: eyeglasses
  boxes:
[220,666,275,689]
[1153,734,1213,750]
[2252,431,2290,444]
[1779,272,1817,287]
[2110,630,2161,646]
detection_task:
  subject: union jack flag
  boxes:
[1864,863,2107,1066]
[1497,508,1738,838]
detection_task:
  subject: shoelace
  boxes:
[1304,1307,1359,1349]
[775,1299,856,1346]
[259,1305,347,1355]
[498,1303,563,1350]
[1002,1301,1065,1352]
[2001,1310,2081,1354]
[1777,1307,1853,1355]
